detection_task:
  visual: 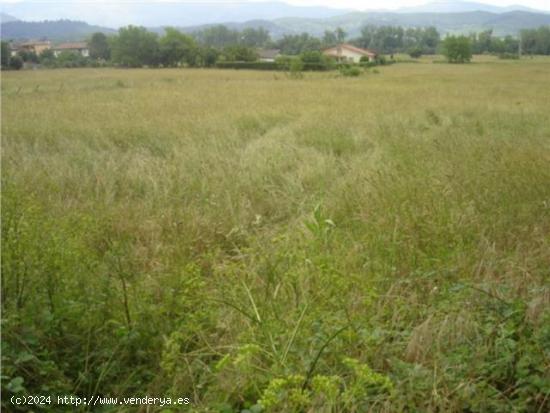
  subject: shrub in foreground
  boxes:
[339,64,362,77]
[442,35,472,63]
[498,52,520,60]
[409,47,423,58]
[216,61,280,70]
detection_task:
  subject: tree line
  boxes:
[2,24,550,70]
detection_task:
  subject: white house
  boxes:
[53,42,90,57]
[257,49,281,62]
[323,43,378,63]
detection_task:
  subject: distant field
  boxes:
[2,59,550,412]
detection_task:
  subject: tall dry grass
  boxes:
[2,60,550,412]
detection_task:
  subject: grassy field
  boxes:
[2,59,550,412]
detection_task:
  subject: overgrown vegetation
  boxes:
[5,24,550,72]
[520,26,550,55]
[442,35,473,63]
[2,59,550,412]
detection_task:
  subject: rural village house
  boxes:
[53,42,90,57]
[323,43,377,63]
[257,48,281,62]
[10,40,51,56]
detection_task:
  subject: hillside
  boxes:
[1,12,19,23]
[395,1,546,14]
[0,1,350,28]
[2,9,550,42]
[210,10,550,38]
[1,19,115,41]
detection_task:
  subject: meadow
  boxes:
[2,58,550,412]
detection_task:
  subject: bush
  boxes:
[339,64,361,77]
[303,62,331,71]
[359,56,394,68]
[221,46,258,62]
[216,61,280,70]
[409,47,423,58]
[198,47,219,67]
[9,55,23,70]
[498,52,520,60]
[216,56,332,73]
[300,50,334,71]
[289,57,304,78]
[274,55,293,70]
[56,51,89,68]
[360,60,378,68]
[17,50,38,63]
[442,35,472,63]
[376,55,387,65]
[275,55,332,72]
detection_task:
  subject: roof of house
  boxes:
[257,49,280,59]
[323,43,377,57]
[54,42,88,50]
[20,41,51,47]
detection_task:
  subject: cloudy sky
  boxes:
[1,0,549,11]
[291,0,549,10]
[1,0,549,28]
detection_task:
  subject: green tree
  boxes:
[56,51,87,68]
[358,25,439,54]
[442,35,472,63]
[39,48,56,67]
[17,50,38,63]
[198,47,219,67]
[276,33,322,55]
[408,47,423,58]
[520,26,550,55]
[9,55,23,70]
[322,30,338,47]
[195,25,240,48]
[421,26,440,53]
[300,50,333,70]
[159,27,196,67]
[89,32,111,60]
[111,26,159,67]
[241,27,270,48]
[1,41,9,68]
[222,45,258,62]
[477,29,493,53]
[288,57,304,78]
[335,27,347,43]
[502,35,519,54]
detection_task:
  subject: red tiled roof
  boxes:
[54,42,88,50]
[20,41,51,47]
[324,43,377,57]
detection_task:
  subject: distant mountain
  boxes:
[2,4,550,42]
[396,1,547,14]
[185,10,550,38]
[1,12,19,23]
[171,19,289,38]
[0,1,350,28]
[1,20,115,41]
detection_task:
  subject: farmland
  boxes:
[2,58,550,412]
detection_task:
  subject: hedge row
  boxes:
[216,60,333,71]
[359,59,395,68]
[216,59,393,72]
[216,61,281,70]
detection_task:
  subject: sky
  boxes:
[0,0,549,11]
[1,0,549,28]
[288,0,550,11]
